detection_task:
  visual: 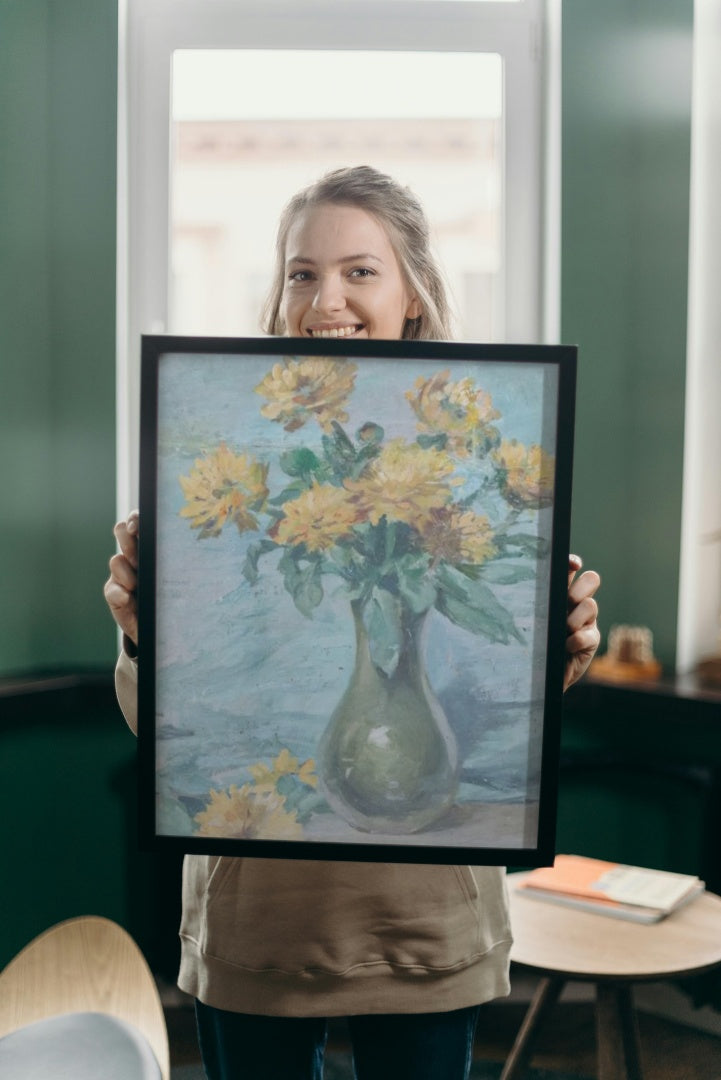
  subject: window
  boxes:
[118,0,557,510]
[169,49,503,340]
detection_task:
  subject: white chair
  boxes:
[0,915,170,1079]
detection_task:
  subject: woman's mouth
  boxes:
[307,324,364,339]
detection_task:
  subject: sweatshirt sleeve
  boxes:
[115,645,139,736]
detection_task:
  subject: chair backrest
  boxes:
[0,915,170,1080]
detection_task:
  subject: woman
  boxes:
[106,166,601,1080]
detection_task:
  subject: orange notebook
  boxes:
[517,854,704,923]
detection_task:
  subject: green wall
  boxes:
[0,0,118,675]
[562,0,693,669]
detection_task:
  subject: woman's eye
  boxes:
[288,269,313,283]
[349,267,375,279]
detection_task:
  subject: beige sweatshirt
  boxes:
[116,650,512,1016]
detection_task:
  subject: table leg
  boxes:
[596,982,643,1080]
[499,976,565,1080]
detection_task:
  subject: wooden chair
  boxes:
[0,915,170,1079]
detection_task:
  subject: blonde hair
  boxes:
[261,165,454,341]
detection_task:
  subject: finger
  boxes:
[108,552,137,593]
[113,519,139,568]
[563,648,597,691]
[566,594,599,634]
[567,553,583,588]
[566,624,601,657]
[568,569,601,607]
[103,577,133,613]
[103,579,139,642]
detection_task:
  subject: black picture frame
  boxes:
[138,335,576,866]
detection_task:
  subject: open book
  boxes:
[516,854,705,923]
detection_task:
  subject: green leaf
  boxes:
[417,433,448,450]
[293,563,324,617]
[435,565,525,645]
[293,789,329,822]
[328,544,354,569]
[340,545,378,595]
[451,562,483,581]
[320,421,358,480]
[434,564,473,601]
[359,518,388,565]
[387,521,414,560]
[384,519,398,563]
[242,539,277,583]
[279,447,322,479]
[278,550,324,617]
[278,548,300,584]
[349,442,380,479]
[268,482,310,506]
[356,421,384,445]
[362,588,403,677]
[477,561,536,585]
[471,425,501,458]
[330,419,355,451]
[496,532,551,559]
[270,776,325,822]
[396,554,436,614]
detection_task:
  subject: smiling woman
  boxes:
[263,167,451,342]
[105,159,598,1078]
[282,205,420,340]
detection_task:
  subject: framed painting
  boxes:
[138,336,576,865]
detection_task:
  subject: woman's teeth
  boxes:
[310,325,360,338]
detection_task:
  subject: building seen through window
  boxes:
[170,50,503,341]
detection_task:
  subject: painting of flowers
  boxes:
[143,338,574,863]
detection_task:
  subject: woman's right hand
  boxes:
[104,510,139,646]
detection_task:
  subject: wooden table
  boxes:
[502,873,721,1080]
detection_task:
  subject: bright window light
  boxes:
[173,50,502,121]
[170,50,503,341]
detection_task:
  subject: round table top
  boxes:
[508,871,721,981]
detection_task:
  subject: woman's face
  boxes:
[280,203,421,340]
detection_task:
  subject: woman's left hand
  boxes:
[564,554,601,691]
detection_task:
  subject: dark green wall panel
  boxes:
[0,0,118,675]
[0,683,184,976]
[562,1,693,669]
[1,3,54,668]
[1,702,134,966]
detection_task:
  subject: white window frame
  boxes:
[676,0,721,674]
[117,0,559,513]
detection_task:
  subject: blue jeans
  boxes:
[195,1000,481,1080]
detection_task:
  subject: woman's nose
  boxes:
[312,274,345,314]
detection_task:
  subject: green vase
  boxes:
[318,601,459,834]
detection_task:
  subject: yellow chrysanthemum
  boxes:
[194,784,303,840]
[248,749,318,790]
[255,357,357,432]
[405,370,501,457]
[493,439,555,509]
[269,484,361,552]
[417,506,497,566]
[179,443,269,537]
[344,438,459,529]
